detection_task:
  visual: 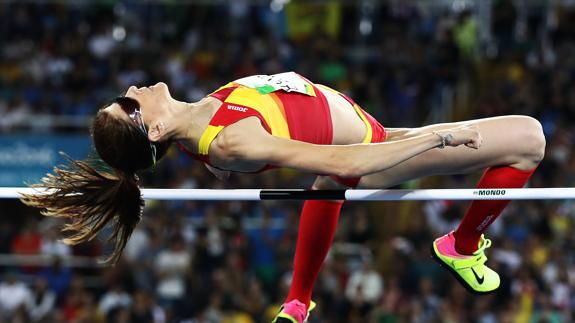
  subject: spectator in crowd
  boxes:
[11,221,42,273]
[40,226,71,257]
[123,224,151,263]
[344,258,384,316]
[39,256,72,299]
[154,234,191,312]
[248,210,282,291]
[0,272,31,320]
[98,285,132,317]
[28,278,56,322]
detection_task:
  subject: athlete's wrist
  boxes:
[432,131,452,149]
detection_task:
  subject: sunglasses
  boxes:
[113,96,157,165]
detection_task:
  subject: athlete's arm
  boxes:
[218,117,482,178]
[383,128,416,141]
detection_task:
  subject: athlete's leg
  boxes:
[359,115,544,236]
[277,176,346,322]
[358,115,545,293]
[360,115,544,246]
[358,115,544,189]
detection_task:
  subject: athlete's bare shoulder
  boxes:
[208,116,270,172]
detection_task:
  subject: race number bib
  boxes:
[234,72,315,96]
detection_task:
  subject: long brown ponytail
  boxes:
[21,109,170,264]
[21,159,143,264]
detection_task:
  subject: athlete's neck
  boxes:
[169,96,220,150]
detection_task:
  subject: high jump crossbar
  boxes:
[0,187,574,201]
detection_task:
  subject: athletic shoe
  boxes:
[431,231,500,294]
[272,300,316,323]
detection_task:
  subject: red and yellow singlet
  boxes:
[179,72,386,185]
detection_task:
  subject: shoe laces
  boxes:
[473,234,492,256]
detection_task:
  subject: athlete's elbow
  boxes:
[333,158,364,178]
[334,167,361,179]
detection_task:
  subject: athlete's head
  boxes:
[95,82,174,171]
[22,82,174,264]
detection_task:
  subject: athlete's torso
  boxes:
[178,72,378,173]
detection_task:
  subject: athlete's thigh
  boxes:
[358,115,543,189]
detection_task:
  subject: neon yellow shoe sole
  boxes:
[431,232,500,295]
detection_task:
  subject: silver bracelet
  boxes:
[433,131,446,149]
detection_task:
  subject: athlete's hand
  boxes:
[436,125,482,149]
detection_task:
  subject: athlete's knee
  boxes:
[507,116,545,169]
[520,116,546,164]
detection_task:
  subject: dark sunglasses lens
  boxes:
[114,97,140,114]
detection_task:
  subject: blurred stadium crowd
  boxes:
[1,0,575,322]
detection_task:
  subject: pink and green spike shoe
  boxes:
[431,231,500,294]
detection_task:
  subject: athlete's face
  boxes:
[104,82,172,128]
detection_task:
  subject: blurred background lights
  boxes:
[112,26,126,42]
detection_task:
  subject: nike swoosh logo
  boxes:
[471,267,484,284]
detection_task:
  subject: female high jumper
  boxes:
[22,72,545,323]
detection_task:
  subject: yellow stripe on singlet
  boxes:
[198,125,225,155]
[225,87,291,139]
[268,92,287,121]
[315,84,373,143]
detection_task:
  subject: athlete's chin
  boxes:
[152,82,170,97]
